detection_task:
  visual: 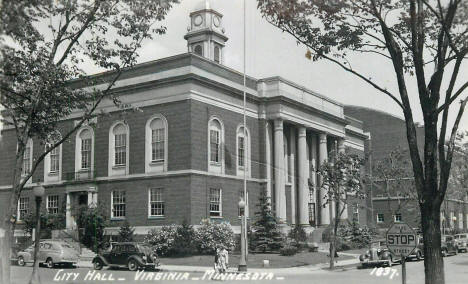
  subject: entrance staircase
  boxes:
[52,229,96,262]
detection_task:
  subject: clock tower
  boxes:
[184,0,228,64]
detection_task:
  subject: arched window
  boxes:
[80,129,92,169]
[44,132,62,183]
[113,123,127,166]
[145,115,168,173]
[194,44,203,56]
[75,127,94,173]
[109,122,129,176]
[150,119,165,162]
[214,46,220,63]
[22,139,33,176]
[236,125,251,177]
[208,117,224,174]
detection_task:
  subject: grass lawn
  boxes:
[160,251,353,269]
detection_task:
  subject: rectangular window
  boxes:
[81,138,92,169]
[308,203,316,225]
[47,195,59,214]
[50,146,60,173]
[377,213,384,223]
[18,197,29,221]
[238,191,249,217]
[450,212,455,227]
[149,188,164,217]
[394,213,402,222]
[238,136,245,167]
[22,145,31,175]
[209,188,221,217]
[114,134,127,166]
[353,204,359,223]
[210,130,220,163]
[112,190,126,218]
[151,128,165,162]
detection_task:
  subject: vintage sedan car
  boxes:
[92,242,159,271]
[453,233,468,253]
[406,236,424,261]
[359,239,401,268]
[441,235,459,256]
[16,240,79,268]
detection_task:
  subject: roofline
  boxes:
[258,76,344,108]
[345,104,406,121]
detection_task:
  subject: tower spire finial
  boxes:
[205,0,210,9]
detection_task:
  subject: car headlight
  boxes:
[142,255,147,261]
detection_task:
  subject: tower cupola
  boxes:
[184,0,228,64]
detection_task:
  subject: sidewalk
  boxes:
[77,255,360,275]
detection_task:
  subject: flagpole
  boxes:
[238,0,248,272]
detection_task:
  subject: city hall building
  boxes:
[0,4,370,236]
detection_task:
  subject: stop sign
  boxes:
[386,222,417,257]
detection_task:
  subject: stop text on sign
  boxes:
[387,234,415,245]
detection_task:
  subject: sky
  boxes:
[1,0,467,137]
[117,0,467,135]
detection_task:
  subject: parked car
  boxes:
[441,235,459,256]
[453,233,468,253]
[16,240,79,268]
[92,242,159,271]
[407,235,424,261]
[359,239,401,268]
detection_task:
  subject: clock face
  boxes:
[213,16,220,27]
[194,15,203,26]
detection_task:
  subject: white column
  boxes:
[274,119,286,222]
[319,133,330,225]
[310,134,318,224]
[289,127,296,224]
[265,121,272,200]
[297,126,309,226]
[338,138,348,220]
[66,193,72,229]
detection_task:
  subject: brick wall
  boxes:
[189,100,261,178]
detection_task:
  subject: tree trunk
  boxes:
[2,151,25,284]
[329,232,335,270]
[421,201,444,284]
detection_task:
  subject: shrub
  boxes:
[23,212,66,239]
[118,220,135,242]
[250,188,284,252]
[288,225,307,250]
[76,205,108,252]
[171,220,197,256]
[194,219,235,254]
[280,246,298,256]
[144,225,178,256]
[338,221,376,249]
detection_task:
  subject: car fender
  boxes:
[17,252,31,262]
[92,255,110,266]
[127,255,145,266]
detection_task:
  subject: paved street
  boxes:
[10,253,468,284]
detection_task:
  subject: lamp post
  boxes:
[238,198,247,272]
[30,185,45,284]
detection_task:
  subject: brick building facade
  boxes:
[344,105,468,233]
[0,4,370,237]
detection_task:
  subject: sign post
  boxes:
[386,222,417,284]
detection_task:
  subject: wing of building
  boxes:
[345,105,468,233]
[0,3,371,239]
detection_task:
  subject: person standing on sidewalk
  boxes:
[214,246,221,272]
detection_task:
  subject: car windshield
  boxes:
[60,243,73,248]
[137,244,153,255]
